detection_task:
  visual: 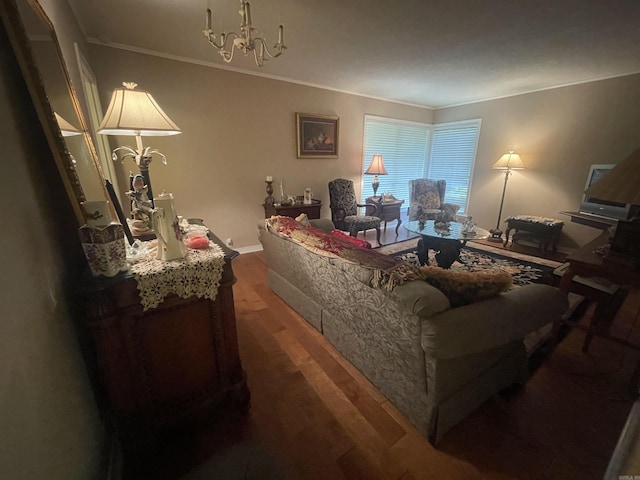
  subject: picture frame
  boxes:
[296,113,339,158]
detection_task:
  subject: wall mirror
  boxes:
[1,0,110,226]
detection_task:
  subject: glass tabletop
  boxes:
[404,220,490,241]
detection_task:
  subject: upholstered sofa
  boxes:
[258,216,568,443]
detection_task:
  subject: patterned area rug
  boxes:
[377,238,563,287]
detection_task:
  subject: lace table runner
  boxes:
[130,241,226,311]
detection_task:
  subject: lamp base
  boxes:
[488,228,503,242]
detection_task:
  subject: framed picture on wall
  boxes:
[296,113,339,158]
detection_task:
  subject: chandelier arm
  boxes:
[202,30,225,50]
[253,38,286,60]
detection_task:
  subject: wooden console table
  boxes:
[80,230,249,451]
[366,196,404,235]
[554,233,640,393]
[263,199,322,219]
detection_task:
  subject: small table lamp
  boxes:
[365,154,388,197]
[98,82,181,205]
[489,151,525,241]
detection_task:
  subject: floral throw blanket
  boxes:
[266,216,422,290]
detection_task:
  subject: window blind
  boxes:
[427,120,481,214]
[361,116,481,215]
[361,116,430,203]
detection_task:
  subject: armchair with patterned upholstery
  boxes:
[328,178,381,245]
[407,179,460,222]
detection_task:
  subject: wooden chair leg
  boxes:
[375,227,381,246]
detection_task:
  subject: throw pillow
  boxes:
[419,265,512,307]
[330,229,372,249]
[295,213,312,226]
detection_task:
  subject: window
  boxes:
[426,119,481,213]
[361,116,481,214]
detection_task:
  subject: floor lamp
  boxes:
[489,151,525,241]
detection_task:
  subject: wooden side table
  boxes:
[366,196,404,234]
[263,199,322,219]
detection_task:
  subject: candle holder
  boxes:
[265,180,275,206]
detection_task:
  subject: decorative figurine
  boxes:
[126,174,154,235]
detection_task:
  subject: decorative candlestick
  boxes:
[265,180,275,206]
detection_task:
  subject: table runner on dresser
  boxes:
[129,240,225,310]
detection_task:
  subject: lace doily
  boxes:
[130,241,226,310]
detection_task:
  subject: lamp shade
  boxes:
[584,147,640,206]
[98,82,181,137]
[493,151,525,170]
[365,155,388,175]
[54,112,82,137]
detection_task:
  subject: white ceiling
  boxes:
[68,0,640,109]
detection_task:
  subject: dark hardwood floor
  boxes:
[123,220,640,480]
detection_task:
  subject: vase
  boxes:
[79,200,128,277]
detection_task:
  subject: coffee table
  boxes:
[404,220,490,268]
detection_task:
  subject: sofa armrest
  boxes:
[421,284,568,359]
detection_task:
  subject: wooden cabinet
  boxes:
[81,232,249,450]
[263,199,322,219]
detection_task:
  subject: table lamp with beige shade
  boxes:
[98,82,181,206]
[364,154,388,198]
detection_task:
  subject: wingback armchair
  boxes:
[408,179,460,222]
[328,178,381,245]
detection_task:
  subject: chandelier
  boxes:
[202,1,286,67]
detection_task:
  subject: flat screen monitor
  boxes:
[579,164,633,220]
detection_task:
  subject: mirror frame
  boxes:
[0,0,109,226]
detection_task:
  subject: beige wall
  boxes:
[435,75,640,250]
[89,46,434,248]
[88,46,640,250]
[0,20,105,480]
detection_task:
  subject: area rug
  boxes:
[376,237,563,287]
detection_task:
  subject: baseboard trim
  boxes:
[236,244,263,254]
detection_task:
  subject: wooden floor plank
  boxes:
[123,243,638,480]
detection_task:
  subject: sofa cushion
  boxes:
[419,265,512,307]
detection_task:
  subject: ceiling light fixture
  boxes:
[202,0,286,67]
